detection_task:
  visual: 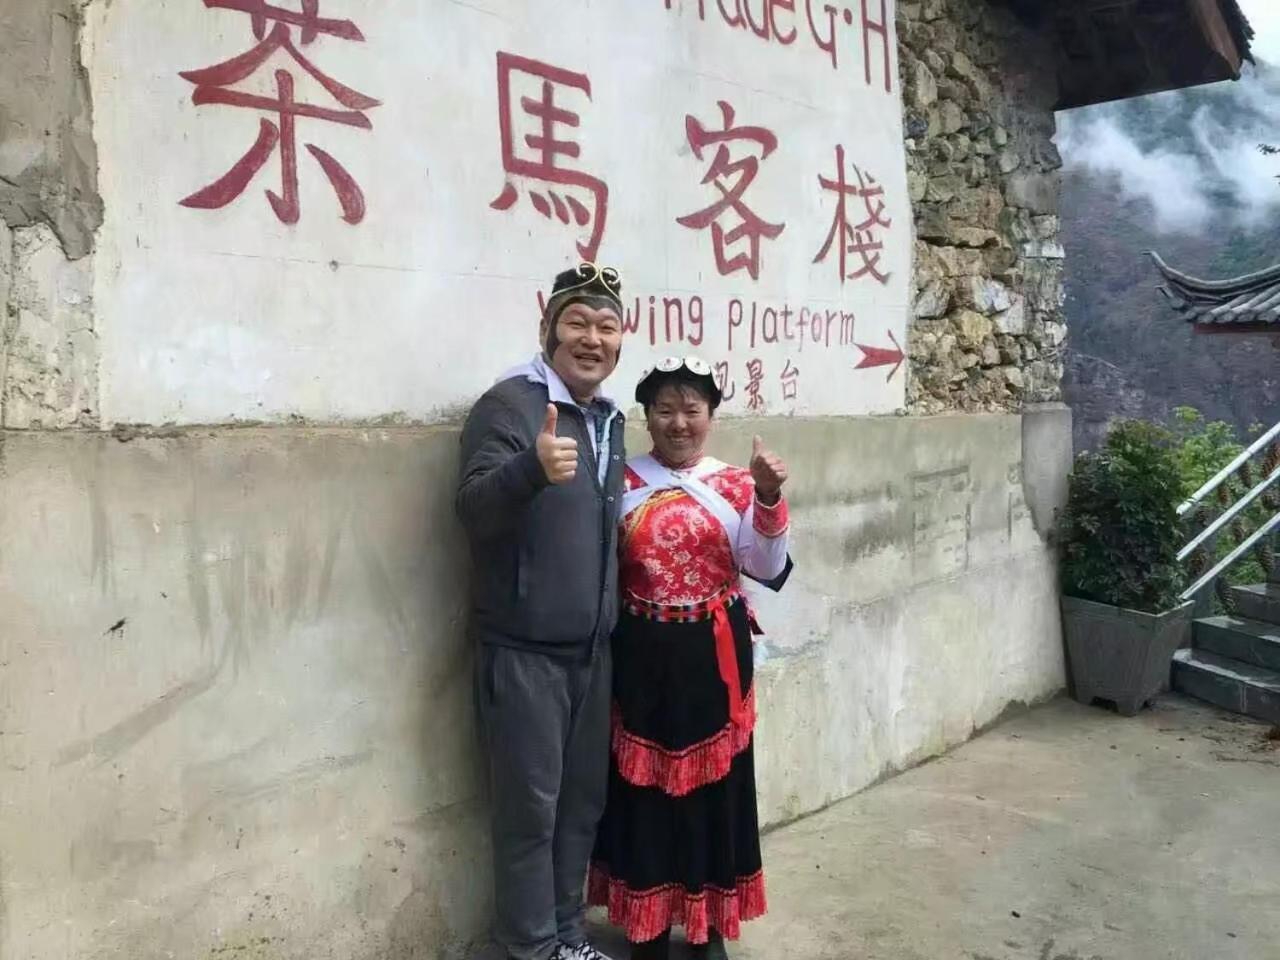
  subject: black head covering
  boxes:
[542,262,624,358]
[635,360,722,412]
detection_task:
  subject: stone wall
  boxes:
[899,0,1068,414]
[0,0,102,429]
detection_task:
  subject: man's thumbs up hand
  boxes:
[536,403,579,485]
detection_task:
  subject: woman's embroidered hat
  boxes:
[636,355,723,409]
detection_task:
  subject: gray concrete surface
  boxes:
[589,695,1280,960]
[0,411,1068,958]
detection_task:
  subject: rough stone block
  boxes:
[910,60,939,109]
[1004,171,1060,215]
[950,226,999,248]
[922,0,947,21]
[953,309,994,348]
[958,276,1013,315]
[914,278,951,320]
[926,174,965,203]
[916,204,952,241]
[993,294,1028,335]
[935,245,985,277]
[939,100,966,134]
[908,170,929,203]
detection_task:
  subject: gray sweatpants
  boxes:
[477,642,612,960]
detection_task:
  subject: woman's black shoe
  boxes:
[629,930,671,960]
[689,932,729,960]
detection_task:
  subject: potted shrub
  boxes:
[1057,419,1194,716]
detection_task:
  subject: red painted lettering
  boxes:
[714,360,737,401]
[745,358,765,411]
[728,298,745,351]
[814,145,893,286]
[780,358,800,401]
[666,0,709,17]
[677,101,785,281]
[490,53,608,261]
[717,0,745,28]
[762,306,779,344]
[770,0,798,43]
[179,7,379,225]
[862,0,892,92]
[741,0,771,39]
[688,296,706,346]
[806,0,838,70]
[663,296,685,342]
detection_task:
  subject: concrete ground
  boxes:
[589,695,1280,960]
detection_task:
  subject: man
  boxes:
[457,263,627,960]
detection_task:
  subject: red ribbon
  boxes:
[712,602,749,729]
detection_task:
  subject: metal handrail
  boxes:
[1177,464,1280,562]
[1176,416,1280,602]
[1181,510,1280,602]
[1178,420,1280,516]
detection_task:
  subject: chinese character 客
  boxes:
[677,101,785,281]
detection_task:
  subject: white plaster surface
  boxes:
[83,0,909,426]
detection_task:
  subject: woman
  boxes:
[589,357,792,960]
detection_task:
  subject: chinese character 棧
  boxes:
[813,145,892,285]
[179,1,380,225]
[714,360,737,403]
[745,358,765,412]
[489,52,609,262]
[677,101,786,281]
[780,359,799,401]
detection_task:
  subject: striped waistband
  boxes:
[622,584,741,624]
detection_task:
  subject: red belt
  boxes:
[711,600,750,729]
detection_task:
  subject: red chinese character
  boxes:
[490,53,608,263]
[179,4,380,225]
[745,358,765,412]
[714,360,737,403]
[202,0,365,43]
[813,145,892,285]
[780,359,799,401]
[677,101,785,281]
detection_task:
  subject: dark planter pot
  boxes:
[1060,596,1194,716]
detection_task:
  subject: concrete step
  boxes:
[1230,583,1280,626]
[1194,615,1280,672]
[1172,649,1280,725]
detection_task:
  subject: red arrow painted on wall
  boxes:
[854,331,904,382]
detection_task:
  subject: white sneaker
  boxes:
[555,941,617,960]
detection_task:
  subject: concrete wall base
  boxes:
[0,411,1069,959]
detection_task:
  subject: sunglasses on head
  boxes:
[640,356,713,380]
[574,261,621,292]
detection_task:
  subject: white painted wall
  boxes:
[84,0,909,425]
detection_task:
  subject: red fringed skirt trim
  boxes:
[612,687,756,798]
[588,864,767,945]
